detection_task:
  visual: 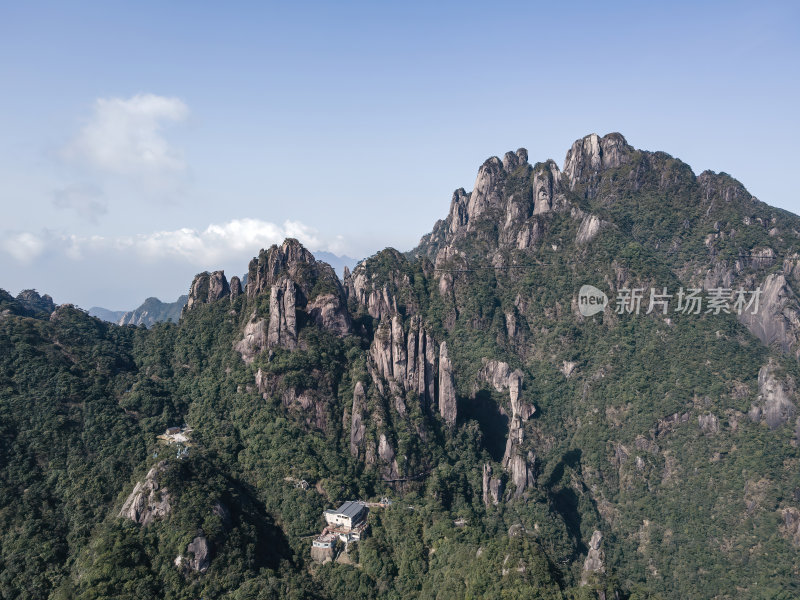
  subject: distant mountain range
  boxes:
[89,295,188,327]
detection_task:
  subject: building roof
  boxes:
[331,500,365,519]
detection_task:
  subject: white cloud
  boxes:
[1,232,46,263]
[1,218,343,268]
[52,183,107,222]
[65,93,188,175]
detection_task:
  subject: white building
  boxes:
[311,532,337,562]
[324,501,367,532]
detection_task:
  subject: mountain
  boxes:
[87,305,127,323]
[89,295,189,327]
[2,133,800,600]
[117,295,188,327]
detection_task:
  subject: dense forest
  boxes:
[2,133,800,599]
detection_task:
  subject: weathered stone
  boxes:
[378,433,400,479]
[532,160,562,215]
[754,362,797,429]
[780,506,800,547]
[564,132,633,192]
[438,342,457,426]
[482,463,504,507]
[698,413,719,434]
[229,276,243,301]
[235,313,268,364]
[350,382,367,458]
[119,461,171,526]
[581,530,605,584]
[244,238,316,299]
[16,289,56,314]
[308,293,351,336]
[739,273,800,357]
[175,533,211,573]
[576,214,603,244]
[268,278,297,349]
[465,157,505,228]
[186,270,230,311]
[447,188,470,235]
[479,360,534,420]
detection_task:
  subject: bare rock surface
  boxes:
[119,461,171,526]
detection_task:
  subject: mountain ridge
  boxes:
[3,132,800,599]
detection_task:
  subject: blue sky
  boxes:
[1,1,798,308]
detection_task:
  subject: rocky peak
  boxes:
[563,132,633,191]
[531,160,563,215]
[447,188,471,235]
[235,240,350,361]
[502,148,528,173]
[347,249,415,319]
[185,270,230,312]
[229,276,243,300]
[16,289,56,314]
[697,170,753,205]
[244,238,322,300]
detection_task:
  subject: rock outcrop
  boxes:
[438,342,457,427]
[349,382,367,458]
[186,271,230,312]
[464,156,506,229]
[16,289,56,314]
[482,463,504,507]
[738,273,800,357]
[750,362,797,429]
[346,249,414,320]
[564,132,633,194]
[175,532,211,573]
[308,293,351,336]
[244,239,319,299]
[581,530,605,584]
[233,239,351,361]
[532,160,563,215]
[229,276,243,300]
[377,433,400,480]
[235,314,268,364]
[267,277,298,350]
[476,360,536,497]
[698,413,720,435]
[780,506,800,547]
[368,314,436,406]
[576,214,604,245]
[119,462,171,526]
